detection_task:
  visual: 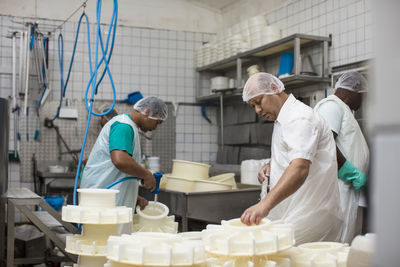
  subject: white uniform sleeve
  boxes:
[282,118,320,163]
[315,100,343,134]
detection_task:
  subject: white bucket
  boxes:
[147,156,160,172]
[240,159,270,185]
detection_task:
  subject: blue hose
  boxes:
[105,177,141,189]
[105,173,163,193]
[51,12,93,121]
[73,0,118,205]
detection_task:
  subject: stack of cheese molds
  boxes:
[62,189,133,267]
[202,218,295,267]
[105,232,206,267]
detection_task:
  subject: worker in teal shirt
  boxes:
[80,97,167,229]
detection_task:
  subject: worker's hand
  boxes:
[338,160,367,191]
[142,171,157,192]
[136,196,149,210]
[258,163,271,184]
[240,201,270,226]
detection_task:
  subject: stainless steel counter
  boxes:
[139,183,261,231]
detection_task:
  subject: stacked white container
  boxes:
[202,218,295,266]
[105,232,206,267]
[62,189,133,267]
[195,15,281,68]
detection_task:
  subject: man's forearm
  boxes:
[111,150,150,178]
[261,159,309,211]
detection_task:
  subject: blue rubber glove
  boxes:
[338,160,367,191]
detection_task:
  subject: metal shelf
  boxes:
[195,33,331,147]
[196,75,330,102]
[196,33,331,72]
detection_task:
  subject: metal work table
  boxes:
[140,183,261,231]
[0,188,79,267]
[34,160,76,195]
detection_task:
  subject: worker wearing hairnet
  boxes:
[314,71,369,243]
[241,73,343,244]
[80,96,167,232]
[98,105,118,127]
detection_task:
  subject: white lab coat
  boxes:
[267,94,343,244]
[80,114,142,233]
[315,95,369,243]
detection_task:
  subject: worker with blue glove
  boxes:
[80,96,167,233]
[315,71,369,243]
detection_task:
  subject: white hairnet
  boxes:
[335,71,368,93]
[242,72,285,102]
[134,96,168,121]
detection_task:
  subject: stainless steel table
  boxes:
[140,183,261,231]
[0,188,79,267]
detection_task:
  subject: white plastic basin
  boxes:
[192,179,232,192]
[209,173,237,189]
[164,175,194,192]
[171,159,210,180]
[78,189,119,208]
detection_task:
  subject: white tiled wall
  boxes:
[0,15,218,189]
[175,104,218,163]
[0,0,374,190]
[265,0,373,67]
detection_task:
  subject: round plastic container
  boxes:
[171,160,210,180]
[210,76,229,90]
[146,156,160,172]
[78,189,118,208]
[192,179,232,192]
[165,175,194,192]
[133,201,178,233]
[208,173,237,189]
[247,65,260,76]
[48,165,68,173]
[241,159,269,185]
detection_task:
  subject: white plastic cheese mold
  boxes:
[62,189,132,224]
[62,189,132,267]
[106,232,206,266]
[271,242,350,267]
[133,201,178,233]
[202,218,295,257]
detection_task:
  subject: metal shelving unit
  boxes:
[195,33,332,146]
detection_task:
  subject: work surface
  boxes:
[140,183,261,230]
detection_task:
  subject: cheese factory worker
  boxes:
[314,71,369,243]
[240,73,343,244]
[80,96,167,221]
[99,105,118,128]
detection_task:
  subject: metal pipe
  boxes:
[322,40,329,78]
[220,94,224,147]
[294,37,301,75]
[0,98,9,196]
[24,29,30,116]
[237,57,242,89]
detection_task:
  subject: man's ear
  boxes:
[270,83,280,94]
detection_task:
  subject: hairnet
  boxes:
[97,104,118,120]
[134,96,168,121]
[242,72,285,102]
[335,71,368,93]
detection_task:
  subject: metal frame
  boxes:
[195,34,332,151]
[1,188,78,266]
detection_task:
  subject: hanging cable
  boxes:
[73,0,118,205]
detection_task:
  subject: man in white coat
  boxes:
[240,72,343,244]
[314,71,369,243]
